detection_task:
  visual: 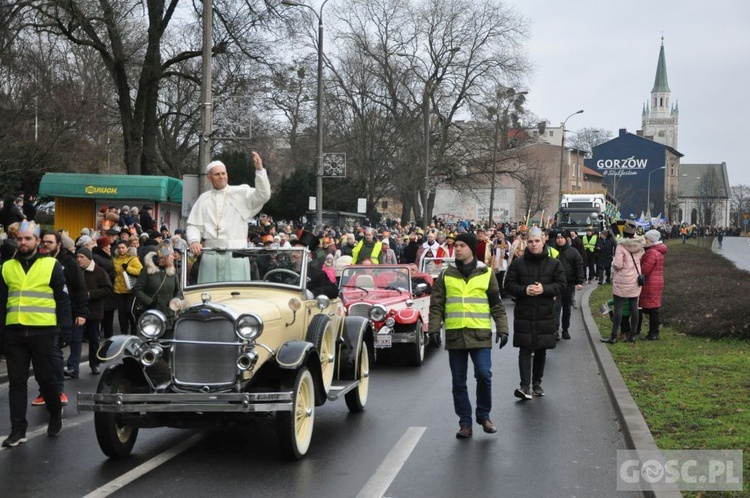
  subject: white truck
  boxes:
[557,192,618,232]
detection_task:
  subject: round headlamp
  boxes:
[236,313,264,341]
[138,310,167,340]
[384,317,396,327]
[369,304,387,322]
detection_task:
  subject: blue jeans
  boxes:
[448,348,492,427]
[67,321,101,372]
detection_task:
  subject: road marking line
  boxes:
[356,426,426,498]
[0,414,94,451]
[82,433,203,498]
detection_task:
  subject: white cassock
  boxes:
[186,169,271,282]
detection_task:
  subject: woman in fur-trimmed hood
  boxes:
[133,241,181,328]
[602,220,645,344]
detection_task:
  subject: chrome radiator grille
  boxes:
[348,303,372,319]
[172,318,238,387]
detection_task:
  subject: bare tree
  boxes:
[696,169,723,226]
[730,184,750,228]
[517,161,552,223]
[22,0,293,175]
[567,127,612,157]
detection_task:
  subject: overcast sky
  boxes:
[506,0,750,186]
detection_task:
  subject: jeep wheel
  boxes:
[345,342,369,412]
[306,316,336,393]
[408,320,425,367]
[277,367,315,460]
[94,365,139,458]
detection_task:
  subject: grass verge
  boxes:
[589,241,750,497]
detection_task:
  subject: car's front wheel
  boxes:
[408,319,425,367]
[94,365,139,458]
[277,367,315,460]
[345,342,369,412]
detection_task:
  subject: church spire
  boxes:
[642,36,677,150]
[652,37,670,93]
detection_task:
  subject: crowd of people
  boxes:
[0,151,739,446]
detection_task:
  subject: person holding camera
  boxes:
[428,233,509,439]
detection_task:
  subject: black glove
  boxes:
[496,332,509,349]
[60,327,73,348]
[122,263,129,270]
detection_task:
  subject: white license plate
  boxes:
[376,335,392,348]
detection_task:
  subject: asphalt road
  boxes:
[0,298,640,498]
[714,235,750,272]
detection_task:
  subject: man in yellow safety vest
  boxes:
[428,232,509,439]
[0,221,71,447]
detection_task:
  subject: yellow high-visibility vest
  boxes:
[2,257,57,327]
[582,235,598,252]
[444,269,492,330]
[352,240,382,264]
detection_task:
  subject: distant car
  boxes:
[78,247,373,460]
[338,265,438,367]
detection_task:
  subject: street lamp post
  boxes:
[282,0,329,231]
[558,110,584,202]
[647,166,666,216]
[488,89,527,227]
[198,0,214,194]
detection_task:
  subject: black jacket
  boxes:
[81,263,113,321]
[555,243,585,285]
[56,248,89,320]
[505,249,566,350]
[597,235,616,267]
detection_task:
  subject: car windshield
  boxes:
[184,247,308,289]
[560,212,597,228]
[339,266,411,293]
[419,256,453,276]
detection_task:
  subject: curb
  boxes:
[580,285,682,498]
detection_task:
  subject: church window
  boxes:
[660,97,663,107]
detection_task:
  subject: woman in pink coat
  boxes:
[636,229,668,340]
[601,221,645,344]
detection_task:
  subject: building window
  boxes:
[660,97,663,107]
[549,131,553,137]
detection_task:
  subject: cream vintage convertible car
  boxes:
[78,247,373,460]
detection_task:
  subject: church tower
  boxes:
[641,38,678,149]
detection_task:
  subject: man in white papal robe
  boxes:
[186,152,271,282]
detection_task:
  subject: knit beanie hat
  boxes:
[76,247,93,261]
[455,233,477,253]
[644,229,661,243]
[76,235,93,248]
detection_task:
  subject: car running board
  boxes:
[327,380,360,401]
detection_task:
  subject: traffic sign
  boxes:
[744,219,749,226]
